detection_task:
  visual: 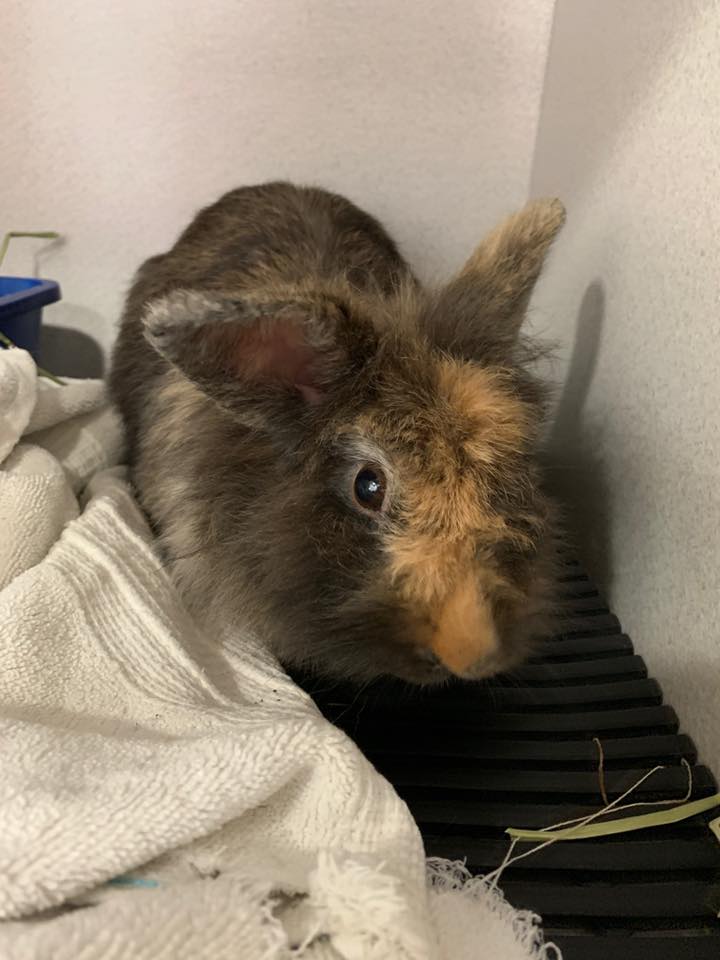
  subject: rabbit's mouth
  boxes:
[393,647,454,686]
[403,643,514,686]
[380,645,512,686]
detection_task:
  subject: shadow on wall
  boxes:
[544,281,613,594]
[39,313,105,379]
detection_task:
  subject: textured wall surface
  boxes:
[531,0,720,773]
[1,0,554,372]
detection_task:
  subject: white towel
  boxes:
[0,348,558,960]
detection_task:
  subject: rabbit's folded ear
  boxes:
[142,289,365,427]
[424,198,565,362]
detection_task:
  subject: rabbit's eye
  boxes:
[353,466,387,512]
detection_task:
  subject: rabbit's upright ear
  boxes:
[142,289,371,428]
[424,199,565,362]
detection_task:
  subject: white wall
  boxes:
[1,0,554,374]
[531,0,720,772]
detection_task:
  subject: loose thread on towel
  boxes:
[487,763,667,888]
[535,757,693,834]
[486,743,694,889]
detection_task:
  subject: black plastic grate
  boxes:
[293,563,720,959]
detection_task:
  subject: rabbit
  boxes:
[109,181,565,685]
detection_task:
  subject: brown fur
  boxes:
[110,181,564,684]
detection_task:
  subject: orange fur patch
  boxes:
[430,573,498,674]
[388,536,472,608]
[383,357,533,672]
[436,359,531,463]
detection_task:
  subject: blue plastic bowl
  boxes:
[0,276,61,358]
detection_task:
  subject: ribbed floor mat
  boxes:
[293,561,720,959]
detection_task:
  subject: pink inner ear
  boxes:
[230,318,324,403]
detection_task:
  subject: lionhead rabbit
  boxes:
[110,182,564,685]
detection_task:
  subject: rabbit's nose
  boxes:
[428,574,498,676]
